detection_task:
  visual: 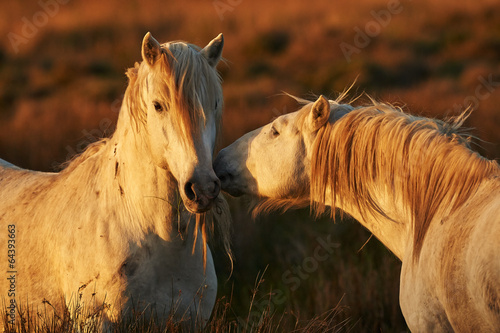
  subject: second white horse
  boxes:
[214,95,500,331]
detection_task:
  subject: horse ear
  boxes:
[201,33,224,67]
[142,32,162,66]
[308,95,331,132]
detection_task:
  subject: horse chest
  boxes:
[400,263,454,332]
[114,233,217,319]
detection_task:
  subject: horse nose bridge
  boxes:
[214,152,232,185]
[214,147,233,171]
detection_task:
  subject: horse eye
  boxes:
[153,102,163,112]
[271,126,279,137]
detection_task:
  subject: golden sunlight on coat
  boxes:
[214,94,500,332]
[0,32,231,331]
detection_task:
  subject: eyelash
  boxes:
[153,101,163,112]
[271,126,279,136]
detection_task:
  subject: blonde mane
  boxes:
[125,41,223,141]
[64,41,223,173]
[310,102,500,260]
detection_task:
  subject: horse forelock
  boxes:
[124,41,223,143]
[310,102,499,261]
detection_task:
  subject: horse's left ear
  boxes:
[308,95,331,132]
[201,33,224,67]
[142,32,162,66]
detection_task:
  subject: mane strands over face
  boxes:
[310,103,499,260]
[62,42,223,173]
[125,41,223,141]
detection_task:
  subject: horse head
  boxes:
[136,32,224,213]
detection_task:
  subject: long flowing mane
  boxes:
[64,41,223,172]
[310,101,500,260]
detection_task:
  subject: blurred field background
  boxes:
[1,0,499,331]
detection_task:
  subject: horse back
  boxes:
[0,159,57,206]
[0,158,21,169]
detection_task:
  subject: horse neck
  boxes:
[328,188,410,260]
[103,100,180,239]
[324,148,498,261]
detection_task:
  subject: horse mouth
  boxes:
[215,169,248,197]
[183,197,216,214]
[180,176,220,214]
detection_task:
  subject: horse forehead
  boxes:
[277,112,304,136]
[281,110,301,124]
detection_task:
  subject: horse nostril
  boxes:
[218,174,226,184]
[218,172,232,185]
[184,182,196,201]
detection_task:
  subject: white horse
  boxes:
[214,94,500,331]
[0,32,231,330]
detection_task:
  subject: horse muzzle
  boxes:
[181,175,221,213]
[213,149,247,197]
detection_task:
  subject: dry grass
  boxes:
[1,0,499,331]
[3,275,354,333]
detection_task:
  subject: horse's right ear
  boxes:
[308,95,331,132]
[142,32,162,66]
[201,33,224,67]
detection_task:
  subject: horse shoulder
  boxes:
[401,180,500,331]
[465,183,500,328]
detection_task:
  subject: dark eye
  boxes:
[153,101,163,112]
[271,126,279,137]
[215,100,219,110]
